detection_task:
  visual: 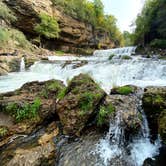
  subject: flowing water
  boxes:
[96,91,161,166]
[20,57,25,72]
[0,47,165,165]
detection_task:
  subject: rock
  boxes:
[0,56,21,75]
[143,86,166,142]
[103,93,142,138]
[57,130,102,166]
[4,0,115,52]
[0,122,58,166]
[56,74,106,136]
[0,79,65,136]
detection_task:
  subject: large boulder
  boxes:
[56,74,106,136]
[102,92,142,138]
[0,79,65,137]
[143,86,166,143]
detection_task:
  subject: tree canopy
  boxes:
[133,0,166,48]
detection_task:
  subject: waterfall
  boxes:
[96,92,161,166]
[20,57,25,72]
[93,46,137,58]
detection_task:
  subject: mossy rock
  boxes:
[158,111,166,144]
[56,74,106,136]
[142,87,166,141]
[111,85,136,95]
[0,126,9,139]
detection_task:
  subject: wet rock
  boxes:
[143,86,166,142]
[56,74,106,136]
[109,94,141,135]
[57,130,102,166]
[72,61,88,69]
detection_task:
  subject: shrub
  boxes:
[35,13,60,39]
[97,103,115,126]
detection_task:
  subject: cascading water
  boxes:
[0,46,165,165]
[20,57,25,72]
[96,91,161,166]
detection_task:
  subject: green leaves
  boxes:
[35,13,60,39]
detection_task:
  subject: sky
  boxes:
[101,0,145,32]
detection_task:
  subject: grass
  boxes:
[79,92,95,114]
[97,104,115,126]
[6,98,41,123]
[116,86,134,95]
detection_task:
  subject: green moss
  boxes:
[97,103,115,126]
[109,54,115,60]
[154,95,164,105]
[0,126,8,137]
[121,55,132,60]
[143,96,152,105]
[57,88,67,100]
[116,86,134,95]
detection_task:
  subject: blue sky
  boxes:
[101,0,145,32]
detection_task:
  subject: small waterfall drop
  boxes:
[20,57,25,72]
[96,91,161,166]
[93,46,137,58]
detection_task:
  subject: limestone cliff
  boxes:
[4,0,114,53]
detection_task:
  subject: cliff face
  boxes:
[4,0,114,53]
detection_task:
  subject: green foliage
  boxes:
[133,0,166,46]
[116,86,134,95]
[0,126,8,137]
[97,104,115,126]
[123,31,134,46]
[35,13,60,39]
[5,98,41,122]
[0,28,10,44]
[0,2,16,22]
[150,39,166,49]
[79,92,95,112]
[57,88,67,100]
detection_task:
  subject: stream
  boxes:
[0,46,166,165]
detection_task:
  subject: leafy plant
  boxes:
[97,104,115,126]
[35,13,60,39]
